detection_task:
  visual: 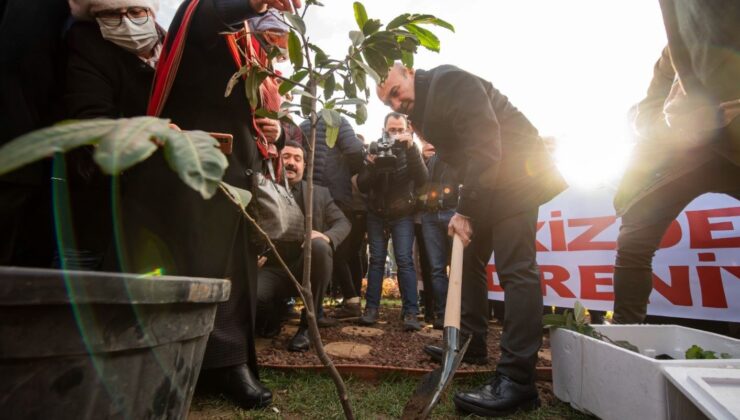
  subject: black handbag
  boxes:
[248,160,304,242]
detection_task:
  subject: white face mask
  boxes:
[97,17,159,55]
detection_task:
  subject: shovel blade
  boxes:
[400,327,471,420]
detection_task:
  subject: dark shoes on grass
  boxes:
[453,372,540,417]
[198,364,272,409]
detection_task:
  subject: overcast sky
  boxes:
[157,0,667,187]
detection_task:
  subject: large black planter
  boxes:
[0,266,230,419]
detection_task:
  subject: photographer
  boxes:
[357,112,428,331]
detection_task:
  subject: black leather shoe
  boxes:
[288,327,310,352]
[317,315,339,328]
[453,373,540,417]
[423,344,488,365]
[358,307,379,325]
[199,364,272,409]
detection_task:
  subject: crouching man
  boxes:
[256,141,350,351]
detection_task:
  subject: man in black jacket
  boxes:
[357,112,428,331]
[378,63,567,416]
[256,141,350,351]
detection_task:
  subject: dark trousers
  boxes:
[332,208,359,300]
[613,155,740,324]
[461,209,542,385]
[256,238,333,330]
[421,210,455,319]
[347,210,368,295]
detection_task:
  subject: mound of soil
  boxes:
[256,305,552,373]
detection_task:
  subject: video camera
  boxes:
[368,131,397,173]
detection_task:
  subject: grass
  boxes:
[189,369,593,420]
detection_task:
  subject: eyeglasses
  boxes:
[96,7,150,27]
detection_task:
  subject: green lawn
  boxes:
[189,368,592,419]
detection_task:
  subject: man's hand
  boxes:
[448,213,473,247]
[366,154,377,164]
[256,118,281,143]
[310,230,330,243]
[249,0,301,13]
[257,255,267,268]
[394,132,414,149]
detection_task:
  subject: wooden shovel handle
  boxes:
[443,234,464,329]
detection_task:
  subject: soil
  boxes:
[257,305,552,373]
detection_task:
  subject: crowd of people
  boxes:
[1,0,737,417]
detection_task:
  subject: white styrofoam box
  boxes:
[551,325,740,420]
[664,367,740,420]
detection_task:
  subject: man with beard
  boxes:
[377,63,567,417]
[255,141,350,351]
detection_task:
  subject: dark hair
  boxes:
[282,140,305,157]
[384,112,407,128]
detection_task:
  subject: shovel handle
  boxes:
[443,234,464,329]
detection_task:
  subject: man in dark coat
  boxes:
[611,0,740,324]
[377,63,567,417]
[117,0,300,410]
[299,115,365,317]
[256,141,350,351]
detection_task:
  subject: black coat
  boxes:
[299,116,364,210]
[357,140,428,219]
[409,65,567,224]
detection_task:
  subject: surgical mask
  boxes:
[97,17,159,55]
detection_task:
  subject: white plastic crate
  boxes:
[551,325,740,420]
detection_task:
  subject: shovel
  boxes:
[401,234,470,420]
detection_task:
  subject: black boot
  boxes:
[613,268,653,324]
[288,327,310,352]
[198,364,272,409]
[453,373,539,417]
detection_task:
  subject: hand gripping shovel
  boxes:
[401,234,470,419]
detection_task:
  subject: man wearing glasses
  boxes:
[356,112,428,331]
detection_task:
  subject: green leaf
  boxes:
[573,301,586,325]
[389,13,455,32]
[349,30,364,47]
[323,73,336,100]
[401,50,414,68]
[614,340,640,353]
[356,103,367,124]
[353,2,368,30]
[362,47,391,80]
[387,13,411,30]
[224,66,249,97]
[301,91,313,117]
[254,109,279,119]
[406,23,440,52]
[336,98,366,106]
[320,108,341,127]
[284,13,306,35]
[542,313,566,328]
[279,69,309,96]
[565,310,575,329]
[350,66,366,92]
[220,181,252,209]
[721,353,732,359]
[362,19,382,36]
[0,119,120,176]
[93,117,167,174]
[288,31,303,70]
[310,44,329,66]
[325,124,339,148]
[162,129,229,199]
[351,58,380,83]
[685,344,704,359]
[343,76,357,98]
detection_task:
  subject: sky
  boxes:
[157,0,668,188]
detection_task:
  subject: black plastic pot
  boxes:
[0,266,230,419]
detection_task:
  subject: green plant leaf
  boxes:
[284,13,306,35]
[0,119,120,176]
[343,76,357,98]
[565,310,575,329]
[574,301,586,325]
[406,23,440,52]
[353,2,368,30]
[702,350,718,359]
[288,31,303,70]
[349,30,364,47]
[362,18,382,36]
[220,181,252,209]
[685,344,704,359]
[387,13,410,30]
[224,66,249,97]
[336,98,366,106]
[310,44,329,66]
[162,129,229,199]
[356,103,367,124]
[542,313,566,328]
[301,91,313,117]
[279,69,309,96]
[93,117,168,174]
[362,47,391,80]
[254,109,279,119]
[721,353,732,359]
[351,58,380,83]
[401,50,414,68]
[320,108,342,148]
[323,73,336,100]
[614,340,640,353]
